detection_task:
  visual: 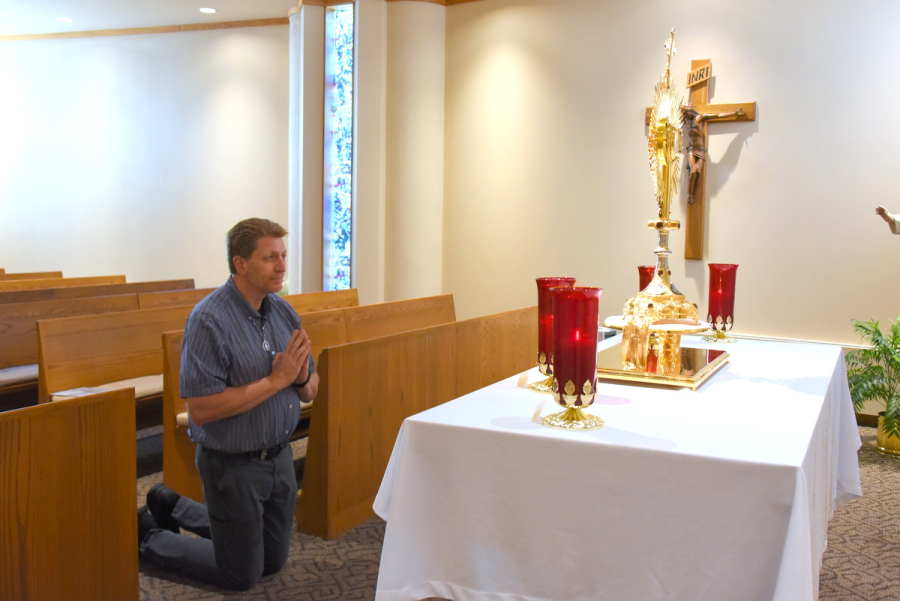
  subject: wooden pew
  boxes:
[283,288,359,313]
[161,331,199,499]
[139,287,215,309]
[0,278,194,305]
[0,268,4,274]
[296,305,537,540]
[0,388,138,600]
[161,293,452,502]
[0,295,142,403]
[55,278,194,300]
[0,271,63,280]
[36,305,194,405]
[0,288,57,305]
[0,275,126,292]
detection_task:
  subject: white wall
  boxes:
[5,1,898,346]
[385,2,446,300]
[288,7,326,294]
[353,0,389,305]
[443,0,900,344]
[0,26,290,288]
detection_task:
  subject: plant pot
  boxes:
[877,413,900,456]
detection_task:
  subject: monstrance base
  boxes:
[529,375,554,394]
[542,406,605,431]
[596,343,729,390]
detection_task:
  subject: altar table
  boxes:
[373,336,862,601]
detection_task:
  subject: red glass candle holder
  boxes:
[531,277,576,393]
[638,265,655,292]
[706,263,738,342]
[545,286,604,430]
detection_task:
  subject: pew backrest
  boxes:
[0,389,138,600]
[296,294,456,365]
[54,278,195,300]
[139,287,215,309]
[0,275,126,292]
[0,288,58,305]
[0,271,63,280]
[299,308,350,365]
[343,294,455,341]
[297,305,537,540]
[0,295,141,369]
[37,305,194,403]
[282,288,359,313]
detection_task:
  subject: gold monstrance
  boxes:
[602,30,727,386]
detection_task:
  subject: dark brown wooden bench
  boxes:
[54,278,195,300]
[138,287,215,309]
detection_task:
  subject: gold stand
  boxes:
[702,330,737,343]
[542,406,605,431]
[529,375,554,393]
[529,352,554,393]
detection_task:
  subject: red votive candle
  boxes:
[708,264,738,331]
[551,286,602,407]
[536,277,576,375]
[638,266,655,292]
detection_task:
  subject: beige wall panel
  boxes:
[442,0,900,344]
[385,2,447,300]
[0,26,290,288]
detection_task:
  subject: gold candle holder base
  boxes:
[529,375,555,394]
[542,406,605,431]
[702,330,737,343]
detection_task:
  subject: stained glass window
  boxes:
[323,4,354,291]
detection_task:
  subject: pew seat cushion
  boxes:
[52,374,163,402]
[0,364,38,387]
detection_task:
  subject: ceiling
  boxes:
[0,0,301,36]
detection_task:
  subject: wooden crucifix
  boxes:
[645,59,756,259]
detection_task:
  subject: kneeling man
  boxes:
[138,217,318,590]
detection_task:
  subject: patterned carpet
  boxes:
[819,426,900,600]
[137,427,899,601]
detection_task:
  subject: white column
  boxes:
[384,2,446,301]
[288,3,325,294]
[352,0,388,305]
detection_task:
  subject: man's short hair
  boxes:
[226,218,288,275]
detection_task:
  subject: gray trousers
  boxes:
[139,443,297,591]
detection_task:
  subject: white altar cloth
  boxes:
[373,337,862,601]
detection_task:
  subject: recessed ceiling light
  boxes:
[199,8,216,14]
[56,17,73,23]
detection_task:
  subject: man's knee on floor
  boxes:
[222,565,264,591]
[262,550,290,576]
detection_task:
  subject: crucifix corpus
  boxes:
[645,59,756,259]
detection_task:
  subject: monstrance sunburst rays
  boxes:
[647,31,683,221]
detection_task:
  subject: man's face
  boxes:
[236,236,287,296]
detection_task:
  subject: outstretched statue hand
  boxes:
[875,206,900,235]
